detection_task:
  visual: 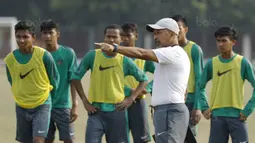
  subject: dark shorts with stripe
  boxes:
[46,108,75,141]
[128,98,151,143]
[209,116,248,143]
[15,104,51,143]
[86,110,129,143]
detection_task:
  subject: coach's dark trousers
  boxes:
[153,103,189,143]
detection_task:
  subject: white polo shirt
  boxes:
[151,45,190,106]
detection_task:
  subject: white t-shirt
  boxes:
[151,45,190,106]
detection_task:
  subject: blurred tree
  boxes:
[0,0,255,57]
[207,0,255,32]
[47,0,161,27]
[1,0,255,30]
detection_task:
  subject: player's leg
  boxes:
[185,102,197,136]
[52,108,75,143]
[153,103,189,143]
[15,105,33,143]
[32,104,51,143]
[85,112,104,143]
[228,117,248,143]
[105,110,129,143]
[45,111,57,143]
[209,116,229,143]
[128,99,151,143]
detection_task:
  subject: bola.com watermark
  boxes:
[23,17,48,28]
[31,17,43,27]
[196,16,218,27]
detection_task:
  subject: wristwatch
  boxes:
[113,43,118,52]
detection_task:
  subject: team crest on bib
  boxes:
[57,59,63,65]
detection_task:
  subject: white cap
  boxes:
[146,18,180,35]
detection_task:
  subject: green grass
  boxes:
[1,67,255,143]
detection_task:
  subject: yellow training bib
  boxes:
[210,54,244,110]
[88,50,125,103]
[125,59,146,98]
[183,41,196,93]
[4,46,53,109]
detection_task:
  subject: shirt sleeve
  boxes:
[191,44,205,109]
[241,58,255,117]
[5,66,12,85]
[144,60,155,73]
[71,50,95,80]
[124,86,132,97]
[146,81,153,94]
[124,60,153,97]
[43,51,60,95]
[123,57,148,82]
[144,60,155,94]
[152,47,182,64]
[196,59,213,111]
[68,48,78,81]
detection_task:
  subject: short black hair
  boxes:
[171,15,188,27]
[121,23,138,33]
[214,27,239,40]
[104,24,122,35]
[15,20,36,35]
[40,19,59,32]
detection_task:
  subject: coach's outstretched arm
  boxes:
[95,43,159,62]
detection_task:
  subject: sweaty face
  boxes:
[121,30,137,46]
[15,30,35,50]
[177,21,188,43]
[41,28,59,46]
[216,36,235,53]
[104,29,122,45]
[153,29,172,47]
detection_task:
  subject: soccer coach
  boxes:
[96,18,191,143]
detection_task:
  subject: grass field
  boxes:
[1,66,255,143]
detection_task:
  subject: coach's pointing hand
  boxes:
[95,42,114,52]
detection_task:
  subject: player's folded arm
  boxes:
[146,80,153,94]
[43,51,60,92]
[5,66,12,85]
[71,72,83,81]
[124,57,149,83]
[192,44,205,110]
[71,50,95,81]
[143,61,155,94]
[241,58,255,117]
[144,60,155,74]
[67,48,78,80]
[196,59,213,111]
[124,86,132,97]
